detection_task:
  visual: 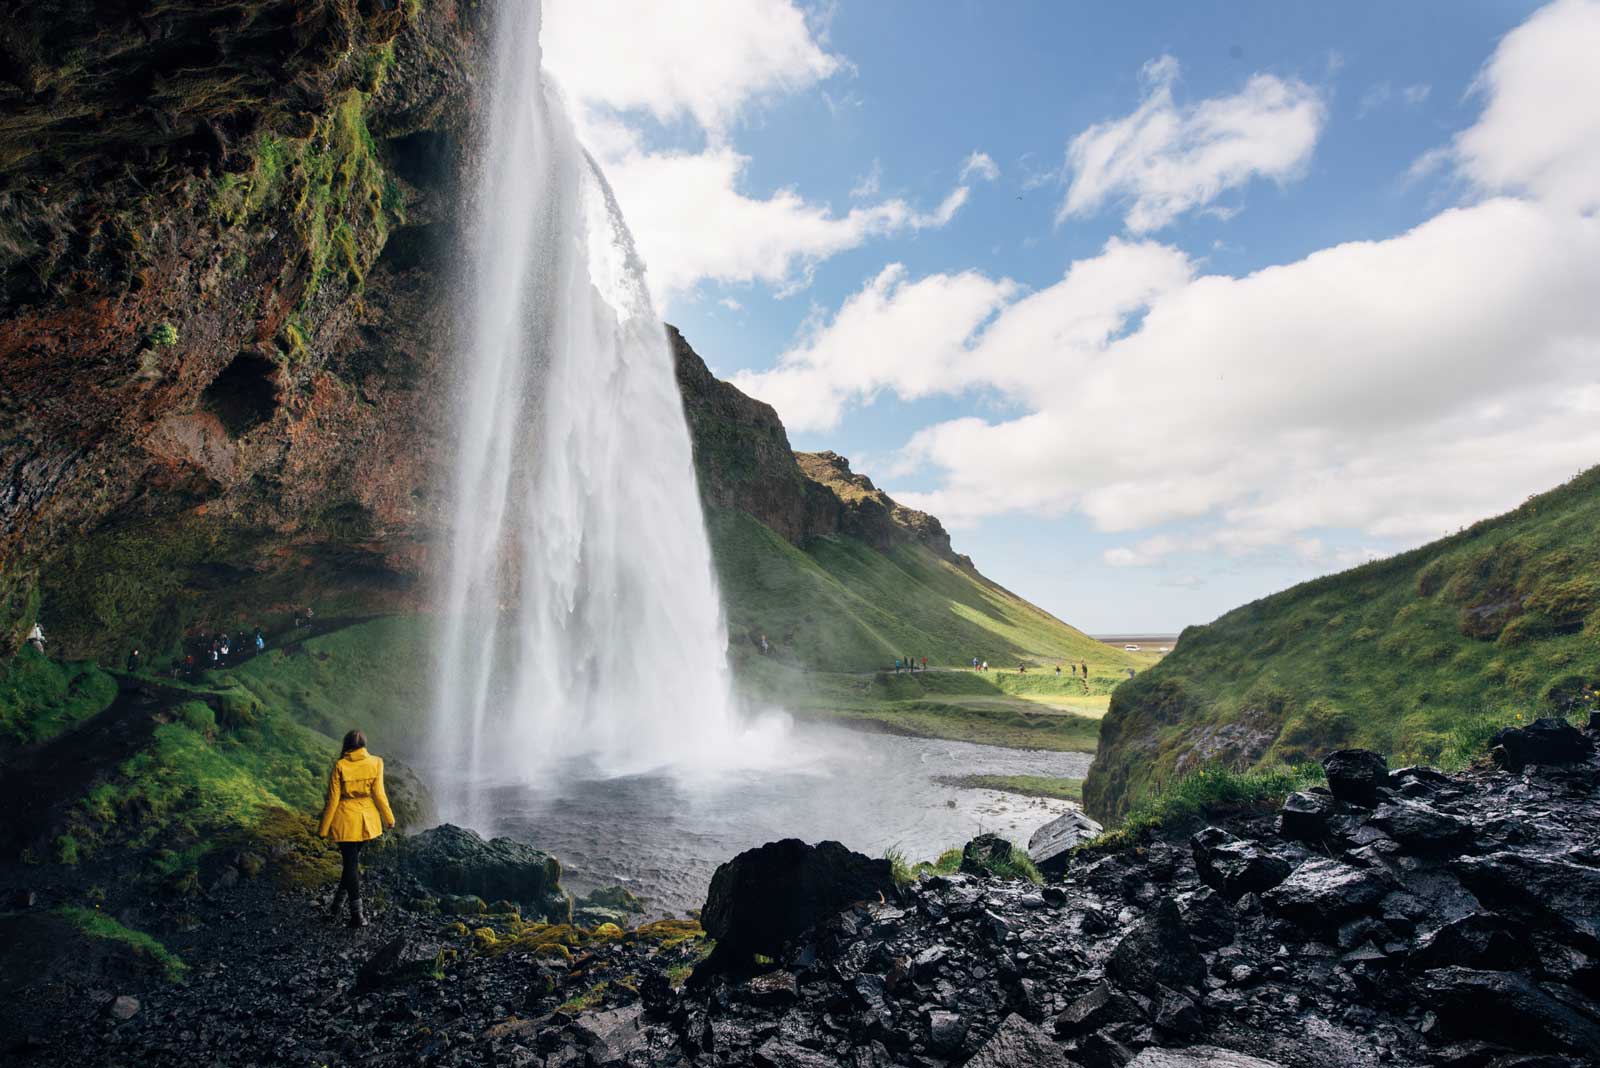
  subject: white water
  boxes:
[430,1,780,828]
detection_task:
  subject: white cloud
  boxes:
[1402,84,1432,106]
[542,1,977,305]
[742,196,1600,556]
[719,297,743,312]
[541,0,838,138]
[960,151,1001,183]
[734,5,1600,567]
[1448,0,1600,212]
[1059,55,1326,232]
[850,160,883,199]
[598,145,973,300]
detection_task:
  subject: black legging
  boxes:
[339,841,364,898]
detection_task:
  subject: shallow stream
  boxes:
[486,724,1092,917]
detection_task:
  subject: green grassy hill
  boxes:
[709,507,1133,674]
[1084,466,1600,822]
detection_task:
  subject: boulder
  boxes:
[966,1013,1080,1067]
[1190,827,1291,898]
[380,824,567,921]
[1178,886,1237,950]
[1054,981,1141,1037]
[1452,852,1600,951]
[1028,810,1104,875]
[1321,749,1389,806]
[1278,790,1335,841]
[699,839,895,973]
[927,1009,967,1053]
[571,1005,648,1067]
[1262,858,1394,931]
[1490,717,1595,770]
[106,995,140,1021]
[356,935,446,991]
[753,1039,842,1068]
[960,833,1015,877]
[1366,799,1473,853]
[1126,1047,1285,1068]
[1407,913,1529,972]
[746,970,800,1007]
[1417,967,1600,1054]
[1106,898,1205,994]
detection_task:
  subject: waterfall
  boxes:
[430,1,761,829]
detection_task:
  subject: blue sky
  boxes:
[542,0,1600,633]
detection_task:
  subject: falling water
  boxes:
[430,1,766,828]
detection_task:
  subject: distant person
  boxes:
[1018,664,1026,674]
[894,658,902,674]
[126,649,141,674]
[921,657,928,671]
[26,622,46,653]
[1055,664,1061,676]
[972,657,979,671]
[317,729,395,928]
[981,660,988,672]
[1127,667,1136,679]
[255,627,265,653]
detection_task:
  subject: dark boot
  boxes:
[328,888,347,921]
[348,896,368,928]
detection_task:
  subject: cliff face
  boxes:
[670,327,971,568]
[1,1,479,654]
[1,5,984,664]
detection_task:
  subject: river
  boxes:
[486,723,1092,917]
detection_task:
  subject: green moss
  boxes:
[146,322,179,347]
[0,650,118,752]
[56,906,188,982]
[558,982,609,1014]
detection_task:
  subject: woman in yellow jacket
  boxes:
[317,730,395,927]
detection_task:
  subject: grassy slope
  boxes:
[709,508,1137,674]
[1085,466,1600,822]
[0,649,118,753]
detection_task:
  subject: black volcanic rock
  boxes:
[1321,749,1390,806]
[1453,851,1600,951]
[1278,789,1335,841]
[1263,857,1395,931]
[380,824,567,921]
[1367,798,1473,853]
[1418,967,1600,1054]
[699,839,895,974]
[1106,898,1205,994]
[1190,827,1291,898]
[1491,716,1595,769]
[967,1014,1080,1067]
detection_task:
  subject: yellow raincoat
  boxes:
[317,748,396,842]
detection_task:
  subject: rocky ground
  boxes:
[5,717,1599,1067]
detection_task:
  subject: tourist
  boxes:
[316,729,396,928]
[26,622,45,653]
[921,656,928,672]
[255,627,265,653]
[1127,667,1136,679]
[759,632,769,654]
[126,648,141,674]
[981,660,988,672]
[1055,664,1062,675]
[894,658,902,674]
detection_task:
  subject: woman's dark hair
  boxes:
[342,729,367,754]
